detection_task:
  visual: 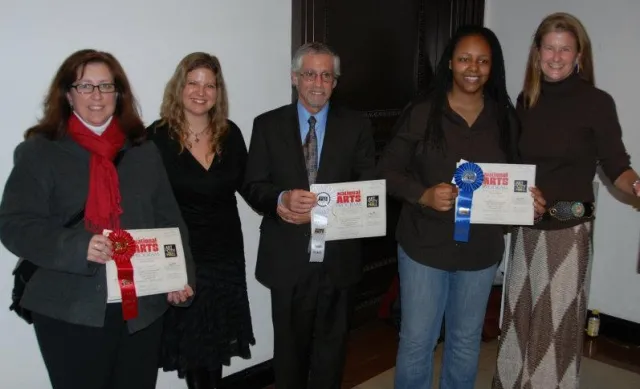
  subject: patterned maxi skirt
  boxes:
[492,222,592,389]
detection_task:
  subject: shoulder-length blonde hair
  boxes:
[159,52,229,154]
[522,12,595,108]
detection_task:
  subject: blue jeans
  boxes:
[394,245,498,389]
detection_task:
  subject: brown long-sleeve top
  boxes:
[518,72,632,230]
[378,97,515,271]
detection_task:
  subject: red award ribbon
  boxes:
[109,229,138,320]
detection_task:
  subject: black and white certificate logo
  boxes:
[514,180,527,193]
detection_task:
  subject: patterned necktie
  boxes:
[303,116,318,185]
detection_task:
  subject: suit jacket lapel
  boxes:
[316,107,341,183]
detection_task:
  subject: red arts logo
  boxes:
[136,238,159,253]
[336,190,361,205]
[482,172,509,187]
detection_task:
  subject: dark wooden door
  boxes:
[292,0,484,327]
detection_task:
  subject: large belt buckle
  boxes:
[570,201,586,217]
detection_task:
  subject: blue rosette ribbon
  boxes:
[453,162,484,242]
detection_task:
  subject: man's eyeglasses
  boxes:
[299,71,335,83]
[70,83,117,94]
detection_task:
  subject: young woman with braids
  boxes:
[378,26,545,389]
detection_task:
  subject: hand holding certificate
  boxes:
[310,179,387,241]
[104,227,189,317]
[308,179,387,262]
[451,160,537,242]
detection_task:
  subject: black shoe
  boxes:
[185,368,222,389]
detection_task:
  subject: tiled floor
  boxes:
[264,319,640,388]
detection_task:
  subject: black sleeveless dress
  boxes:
[146,120,255,377]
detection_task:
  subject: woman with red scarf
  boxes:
[0,49,195,389]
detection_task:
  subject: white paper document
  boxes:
[453,161,537,226]
[310,179,387,241]
[105,228,188,303]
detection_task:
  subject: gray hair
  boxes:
[291,42,341,77]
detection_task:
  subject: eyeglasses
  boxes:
[70,83,117,94]
[299,71,335,83]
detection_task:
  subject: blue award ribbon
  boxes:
[453,162,484,242]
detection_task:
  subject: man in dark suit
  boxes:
[243,42,376,389]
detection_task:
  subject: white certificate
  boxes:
[310,179,387,241]
[104,227,188,303]
[453,161,536,226]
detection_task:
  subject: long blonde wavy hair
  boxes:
[522,12,594,109]
[159,52,229,154]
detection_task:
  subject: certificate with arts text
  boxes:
[310,179,387,241]
[454,162,536,226]
[104,228,188,303]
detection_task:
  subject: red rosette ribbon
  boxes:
[108,229,138,320]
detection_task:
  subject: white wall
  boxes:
[486,0,640,323]
[0,1,291,387]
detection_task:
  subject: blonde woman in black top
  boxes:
[493,12,640,389]
[147,52,255,389]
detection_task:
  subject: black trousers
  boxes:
[32,304,163,389]
[270,264,354,389]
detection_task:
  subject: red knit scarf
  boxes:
[67,114,126,233]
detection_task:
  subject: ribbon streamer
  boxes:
[108,229,139,320]
[453,162,484,242]
[310,213,328,262]
[309,186,336,262]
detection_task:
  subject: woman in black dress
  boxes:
[147,52,255,388]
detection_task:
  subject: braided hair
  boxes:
[422,25,519,162]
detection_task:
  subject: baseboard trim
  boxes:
[219,359,274,389]
[591,311,640,346]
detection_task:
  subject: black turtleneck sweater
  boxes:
[517,72,631,230]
